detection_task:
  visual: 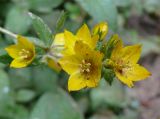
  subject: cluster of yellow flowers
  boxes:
[5,22,151,91]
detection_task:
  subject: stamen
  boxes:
[86,69,90,73]
[82,59,85,64]
[19,49,31,59]
[80,59,92,74]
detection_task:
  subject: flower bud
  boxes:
[92,22,108,40]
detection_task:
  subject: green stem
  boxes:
[0,26,17,39]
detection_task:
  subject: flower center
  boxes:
[19,49,32,59]
[115,60,132,76]
[79,59,92,74]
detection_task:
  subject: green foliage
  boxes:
[32,66,58,93]
[143,0,160,14]
[29,12,53,47]
[55,11,68,33]
[5,6,31,35]
[104,34,120,59]
[0,54,12,65]
[103,68,115,85]
[8,68,32,89]
[76,0,118,30]
[0,0,159,119]
[28,0,63,13]
[30,89,84,119]
[16,89,36,103]
[90,80,125,110]
[114,0,132,7]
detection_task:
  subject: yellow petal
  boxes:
[115,71,134,88]
[63,30,77,55]
[76,24,91,43]
[92,22,108,40]
[86,67,101,88]
[59,55,81,74]
[121,45,142,64]
[68,71,86,91]
[111,34,123,59]
[76,24,96,49]
[87,53,103,87]
[10,58,28,68]
[127,64,151,81]
[5,45,21,58]
[115,64,151,87]
[52,33,65,46]
[47,58,61,72]
[91,35,99,49]
[74,40,92,58]
[17,35,35,51]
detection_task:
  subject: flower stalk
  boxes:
[0,26,17,39]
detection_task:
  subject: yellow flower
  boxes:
[52,33,65,47]
[108,35,151,87]
[62,24,99,56]
[92,22,108,40]
[47,58,61,72]
[59,41,103,91]
[47,33,65,72]
[5,35,35,68]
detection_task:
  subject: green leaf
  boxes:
[29,12,53,47]
[0,49,12,65]
[32,66,58,93]
[16,89,36,103]
[26,37,46,48]
[28,0,63,13]
[30,89,84,119]
[144,0,160,13]
[0,54,12,65]
[5,6,31,35]
[0,70,10,97]
[8,68,32,89]
[76,0,118,30]
[40,11,61,32]
[12,105,29,119]
[0,69,15,118]
[55,11,68,33]
[103,68,115,85]
[114,0,132,7]
[65,2,81,20]
[90,79,125,110]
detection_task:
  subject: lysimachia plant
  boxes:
[0,12,151,91]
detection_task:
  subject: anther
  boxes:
[82,59,85,64]
[86,69,90,73]
[86,63,91,66]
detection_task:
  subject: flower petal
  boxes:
[68,71,86,91]
[5,45,21,58]
[17,35,35,50]
[127,64,151,81]
[76,24,96,49]
[86,68,101,88]
[121,45,142,64]
[63,30,77,55]
[115,71,134,88]
[115,64,151,87]
[91,35,99,49]
[47,58,61,72]
[111,35,123,59]
[59,55,81,74]
[74,40,92,58]
[10,58,28,68]
[52,33,65,46]
[92,22,108,40]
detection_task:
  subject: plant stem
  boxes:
[0,26,17,38]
